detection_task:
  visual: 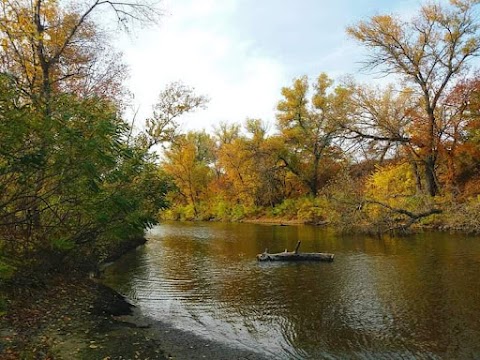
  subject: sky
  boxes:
[115,0,427,133]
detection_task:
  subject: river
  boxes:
[102,222,480,359]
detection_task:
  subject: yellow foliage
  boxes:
[360,163,421,230]
[366,162,416,201]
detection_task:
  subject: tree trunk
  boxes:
[424,156,438,197]
[257,241,334,262]
[412,160,423,194]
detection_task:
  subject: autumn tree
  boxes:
[276,73,347,196]
[144,81,209,148]
[244,119,287,206]
[216,119,285,207]
[0,0,160,107]
[163,132,215,218]
[213,122,240,146]
[341,84,427,192]
[347,0,480,196]
[440,75,480,194]
[216,128,257,206]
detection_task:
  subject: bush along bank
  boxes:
[161,189,480,236]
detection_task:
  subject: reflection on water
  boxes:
[103,222,480,359]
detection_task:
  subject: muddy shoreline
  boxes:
[120,307,274,360]
[1,272,272,359]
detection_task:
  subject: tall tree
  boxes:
[0,0,160,106]
[341,84,426,192]
[347,0,480,196]
[0,0,161,231]
[276,74,346,196]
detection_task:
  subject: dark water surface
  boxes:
[103,222,480,359]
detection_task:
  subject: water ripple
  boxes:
[103,222,480,359]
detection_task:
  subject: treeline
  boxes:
[162,0,480,234]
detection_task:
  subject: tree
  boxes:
[347,0,480,195]
[0,0,161,228]
[216,119,284,207]
[276,73,346,196]
[0,88,168,269]
[440,74,480,193]
[0,0,166,275]
[163,132,215,217]
[213,122,241,146]
[341,84,426,192]
[144,81,209,148]
[0,0,160,107]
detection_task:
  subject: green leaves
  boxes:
[50,238,75,252]
[0,259,16,281]
[0,87,169,273]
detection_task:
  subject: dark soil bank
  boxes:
[0,276,167,359]
[0,276,272,359]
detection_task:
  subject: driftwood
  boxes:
[257,241,334,262]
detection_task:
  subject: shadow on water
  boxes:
[103,222,480,359]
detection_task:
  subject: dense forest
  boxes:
[1,0,480,286]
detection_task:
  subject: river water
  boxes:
[102,222,480,359]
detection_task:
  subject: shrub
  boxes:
[296,197,328,223]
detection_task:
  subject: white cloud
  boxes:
[115,0,448,134]
[116,0,287,133]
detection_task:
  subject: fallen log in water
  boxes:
[257,252,334,262]
[256,241,334,262]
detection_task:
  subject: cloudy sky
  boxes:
[116,0,428,132]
